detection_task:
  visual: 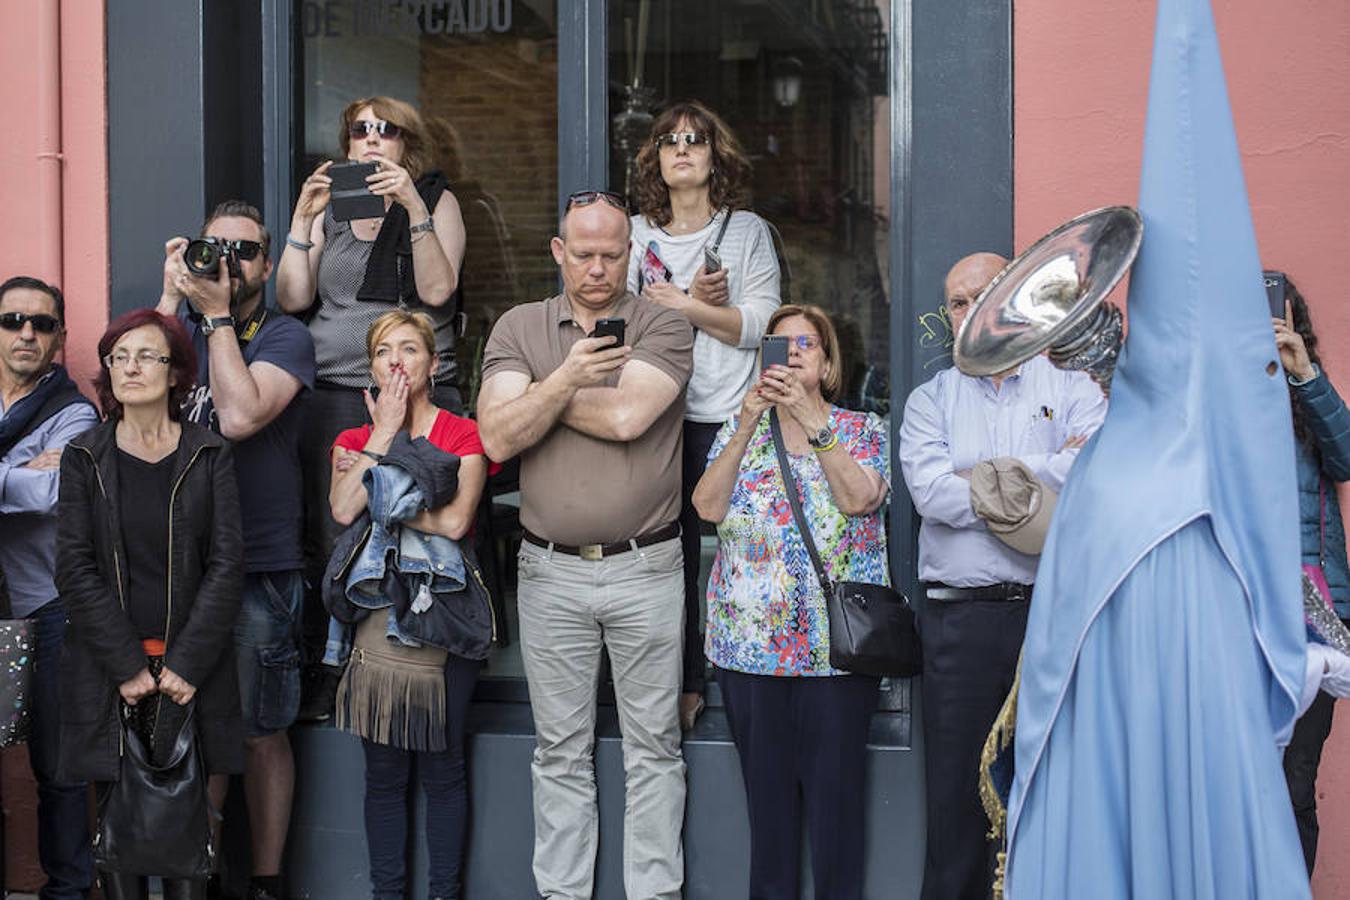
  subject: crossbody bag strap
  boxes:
[769,409,832,595]
[711,208,733,252]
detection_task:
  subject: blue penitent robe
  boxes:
[1004,0,1311,897]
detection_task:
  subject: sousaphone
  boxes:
[954,205,1143,394]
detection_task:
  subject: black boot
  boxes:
[162,876,209,900]
[99,871,149,900]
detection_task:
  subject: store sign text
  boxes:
[302,0,513,37]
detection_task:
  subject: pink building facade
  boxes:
[0,0,1347,895]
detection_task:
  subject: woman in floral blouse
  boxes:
[692,303,890,900]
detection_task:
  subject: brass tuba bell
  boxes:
[953,206,1143,394]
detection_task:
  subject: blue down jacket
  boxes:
[322,432,493,661]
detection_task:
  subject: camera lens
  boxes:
[183,239,222,276]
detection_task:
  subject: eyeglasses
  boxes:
[103,350,172,370]
[348,119,403,140]
[655,132,710,148]
[782,334,822,350]
[0,312,61,334]
[566,190,627,212]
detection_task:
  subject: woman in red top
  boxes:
[329,309,493,900]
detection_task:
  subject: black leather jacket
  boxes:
[55,420,244,781]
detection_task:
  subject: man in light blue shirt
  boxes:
[0,275,99,900]
[897,253,1105,900]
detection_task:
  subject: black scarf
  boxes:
[357,170,450,306]
[0,365,91,460]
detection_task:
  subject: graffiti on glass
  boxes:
[917,306,954,370]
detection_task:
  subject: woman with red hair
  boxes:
[56,309,243,900]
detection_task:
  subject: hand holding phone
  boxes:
[761,335,789,372]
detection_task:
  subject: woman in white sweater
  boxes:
[628,100,782,728]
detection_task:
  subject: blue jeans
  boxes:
[362,652,480,900]
[234,571,304,736]
[30,599,94,899]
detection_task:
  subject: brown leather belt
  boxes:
[522,522,681,561]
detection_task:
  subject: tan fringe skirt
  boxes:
[335,610,449,752]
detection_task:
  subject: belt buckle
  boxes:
[579,543,604,561]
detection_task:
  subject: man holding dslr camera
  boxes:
[157,201,315,900]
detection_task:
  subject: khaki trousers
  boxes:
[517,536,686,900]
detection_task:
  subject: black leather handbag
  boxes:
[770,411,922,678]
[94,703,214,879]
[0,572,35,748]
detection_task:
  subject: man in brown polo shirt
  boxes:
[477,191,693,900]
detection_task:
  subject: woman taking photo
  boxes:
[629,99,782,728]
[56,310,243,900]
[328,311,493,900]
[693,304,888,900]
[1273,277,1350,875]
[276,95,468,717]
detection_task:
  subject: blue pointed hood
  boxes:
[1006,0,1305,848]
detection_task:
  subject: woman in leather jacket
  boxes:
[56,309,243,900]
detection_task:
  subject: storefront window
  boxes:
[607,0,893,416]
[299,0,558,682]
[299,0,560,408]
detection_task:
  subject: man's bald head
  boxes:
[944,252,1009,336]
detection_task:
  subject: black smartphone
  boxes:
[593,317,626,347]
[1264,270,1287,319]
[704,245,722,274]
[761,335,789,372]
[328,161,383,222]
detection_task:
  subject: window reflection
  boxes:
[608,0,892,415]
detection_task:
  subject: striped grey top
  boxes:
[308,208,459,388]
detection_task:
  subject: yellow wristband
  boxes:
[812,432,839,453]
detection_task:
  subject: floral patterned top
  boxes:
[704,408,891,676]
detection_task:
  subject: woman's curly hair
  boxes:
[1285,275,1325,453]
[633,100,752,227]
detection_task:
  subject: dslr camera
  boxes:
[182,237,262,278]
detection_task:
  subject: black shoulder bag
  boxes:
[769,410,922,677]
[94,703,214,878]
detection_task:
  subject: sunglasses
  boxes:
[348,119,403,140]
[782,334,822,350]
[655,132,710,148]
[200,237,262,261]
[0,312,61,334]
[566,190,627,212]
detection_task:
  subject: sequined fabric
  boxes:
[0,618,35,747]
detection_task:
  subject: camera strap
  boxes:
[236,303,268,347]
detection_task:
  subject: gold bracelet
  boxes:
[812,432,839,453]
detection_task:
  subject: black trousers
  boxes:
[717,666,880,900]
[679,420,723,694]
[918,596,1029,900]
[1284,687,1337,875]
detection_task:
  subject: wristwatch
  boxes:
[409,218,436,235]
[806,425,835,449]
[200,315,235,336]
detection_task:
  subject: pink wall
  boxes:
[0,0,109,392]
[1014,1,1350,896]
[0,0,107,891]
